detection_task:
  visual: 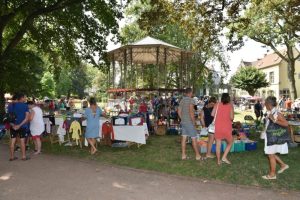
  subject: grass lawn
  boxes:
[41,129,300,191]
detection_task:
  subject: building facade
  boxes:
[233,49,300,100]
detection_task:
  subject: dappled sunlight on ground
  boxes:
[0,172,13,181]
[112,181,132,190]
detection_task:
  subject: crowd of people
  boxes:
[3,89,292,180]
[178,88,290,180]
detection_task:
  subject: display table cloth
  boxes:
[113,124,147,144]
[56,117,148,145]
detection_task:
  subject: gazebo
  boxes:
[107,36,193,92]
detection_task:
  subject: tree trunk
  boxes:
[0,56,6,119]
[288,60,297,100]
[0,87,5,120]
[67,89,71,100]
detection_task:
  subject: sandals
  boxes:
[278,165,289,174]
[181,155,190,160]
[262,175,277,180]
[9,157,18,161]
[91,149,98,155]
[33,152,41,155]
[206,155,216,159]
[21,156,30,161]
[196,156,202,161]
[221,158,231,165]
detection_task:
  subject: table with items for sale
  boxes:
[196,121,258,154]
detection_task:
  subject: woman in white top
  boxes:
[28,101,45,155]
[262,96,289,180]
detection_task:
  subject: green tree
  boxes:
[55,63,90,99]
[230,67,269,96]
[40,71,56,98]
[0,0,123,114]
[227,0,300,99]
[70,63,90,99]
[1,48,45,97]
[121,0,224,91]
[55,67,72,98]
[135,0,228,88]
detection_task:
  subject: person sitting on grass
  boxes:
[84,97,108,155]
[27,101,45,155]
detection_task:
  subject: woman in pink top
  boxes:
[212,93,234,165]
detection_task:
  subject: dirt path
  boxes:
[0,144,299,200]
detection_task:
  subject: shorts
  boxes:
[32,135,41,140]
[181,122,197,138]
[10,128,29,139]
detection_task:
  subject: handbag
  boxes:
[208,103,219,133]
[3,104,16,124]
[266,120,291,146]
[200,127,208,136]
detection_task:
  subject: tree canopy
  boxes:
[119,0,228,92]
[230,67,269,96]
[227,0,300,99]
[0,0,123,114]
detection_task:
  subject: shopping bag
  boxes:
[266,121,291,146]
[200,127,208,136]
[208,123,215,133]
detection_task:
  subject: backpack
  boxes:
[101,122,114,146]
[3,103,17,124]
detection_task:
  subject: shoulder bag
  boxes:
[208,103,219,134]
[266,120,291,146]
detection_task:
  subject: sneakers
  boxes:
[262,175,277,180]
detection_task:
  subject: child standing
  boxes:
[28,101,45,155]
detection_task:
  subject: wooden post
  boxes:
[156,46,160,91]
[180,51,183,89]
[108,61,111,89]
[185,53,189,87]
[124,49,127,88]
[120,62,123,88]
[130,47,133,88]
[164,48,167,89]
[112,53,115,88]
[142,63,144,88]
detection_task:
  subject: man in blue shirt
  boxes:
[8,93,30,161]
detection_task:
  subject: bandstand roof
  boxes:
[107,36,192,65]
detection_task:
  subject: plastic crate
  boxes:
[234,141,245,152]
[245,141,257,151]
[211,143,224,153]
[198,146,207,153]
[222,141,234,152]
